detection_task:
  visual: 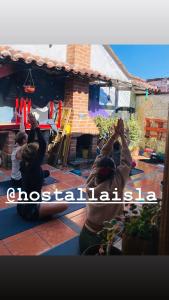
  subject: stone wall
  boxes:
[136,94,169,132]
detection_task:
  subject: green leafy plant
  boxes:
[123,203,161,240]
[94,115,118,139]
[145,137,158,151]
[156,140,166,154]
[97,218,123,255]
[126,116,141,151]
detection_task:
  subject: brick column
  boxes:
[67,45,91,69]
[64,77,99,135]
[1,131,15,168]
[65,45,99,161]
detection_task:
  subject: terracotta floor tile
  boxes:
[51,182,72,191]
[42,164,57,172]
[70,212,87,228]
[0,196,9,209]
[6,233,50,256]
[3,228,35,245]
[52,171,71,180]
[2,170,11,176]
[136,161,158,173]
[0,243,12,256]
[34,219,77,247]
[131,178,157,188]
[0,176,6,182]
[65,208,86,219]
[64,178,85,187]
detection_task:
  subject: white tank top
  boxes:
[11,145,22,180]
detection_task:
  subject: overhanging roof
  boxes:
[0,45,157,94]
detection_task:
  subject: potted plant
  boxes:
[122,203,161,255]
[24,85,36,94]
[83,219,123,255]
[127,116,141,157]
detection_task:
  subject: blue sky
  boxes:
[110,45,169,80]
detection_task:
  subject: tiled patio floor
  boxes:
[0,159,164,255]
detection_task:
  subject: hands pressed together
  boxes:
[113,118,125,138]
[28,113,39,129]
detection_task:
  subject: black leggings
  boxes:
[79,225,102,254]
[17,203,40,221]
[16,170,50,221]
[11,178,22,189]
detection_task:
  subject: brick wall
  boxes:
[136,94,169,133]
[0,131,15,168]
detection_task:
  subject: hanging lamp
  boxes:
[23,69,36,93]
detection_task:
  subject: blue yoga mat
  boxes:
[42,236,80,256]
[44,176,59,186]
[0,188,86,240]
[0,176,58,197]
[70,168,144,178]
[129,168,144,176]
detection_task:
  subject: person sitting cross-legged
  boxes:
[79,119,132,254]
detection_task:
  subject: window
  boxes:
[99,87,115,107]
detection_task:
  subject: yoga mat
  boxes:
[44,176,59,186]
[71,168,144,178]
[70,169,82,176]
[42,236,80,256]
[0,176,58,197]
[0,189,86,240]
[0,181,18,196]
[129,168,144,176]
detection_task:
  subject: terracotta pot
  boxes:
[82,244,122,256]
[24,85,36,93]
[122,234,158,255]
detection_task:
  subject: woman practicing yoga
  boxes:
[79,119,132,253]
[11,132,28,188]
[17,113,68,221]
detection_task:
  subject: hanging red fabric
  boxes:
[24,99,27,125]
[20,98,24,114]
[28,99,32,114]
[15,98,19,124]
[57,101,62,129]
[49,101,54,119]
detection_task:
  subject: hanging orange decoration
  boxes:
[23,69,36,94]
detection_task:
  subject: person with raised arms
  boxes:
[16,113,68,221]
[79,119,132,253]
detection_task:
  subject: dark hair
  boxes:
[15,132,27,146]
[22,143,39,164]
[96,156,115,183]
[113,140,121,151]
